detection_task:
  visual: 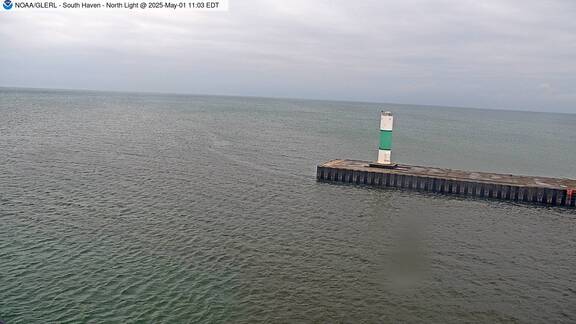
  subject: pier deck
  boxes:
[317,159,576,207]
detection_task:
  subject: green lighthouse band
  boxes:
[379,130,393,150]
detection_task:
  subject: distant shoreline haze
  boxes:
[0,86,573,115]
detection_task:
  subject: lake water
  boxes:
[1,88,575,323]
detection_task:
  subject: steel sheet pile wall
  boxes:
[317,163,576,207]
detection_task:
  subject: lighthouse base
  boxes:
[369,162,398,169]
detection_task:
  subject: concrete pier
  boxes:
[317,159,576,207]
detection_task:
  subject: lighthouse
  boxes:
[370,111,396,168]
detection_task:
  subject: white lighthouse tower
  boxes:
[370,111,397,168]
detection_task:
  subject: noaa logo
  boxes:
[3,0,13,10]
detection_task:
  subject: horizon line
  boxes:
[1,85,573,116]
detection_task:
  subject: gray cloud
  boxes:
[1,0,575,112]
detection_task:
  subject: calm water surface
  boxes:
[1,88,575,323]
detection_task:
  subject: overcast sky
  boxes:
[1,0,575,112]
